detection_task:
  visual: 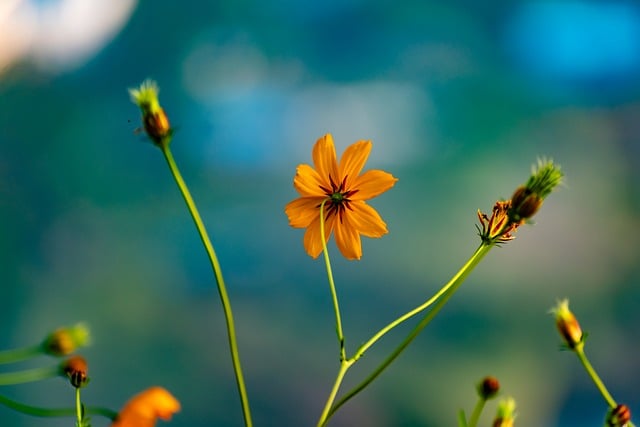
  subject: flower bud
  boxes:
[477,376,500,400]
[60,355,89,388]
[41,323,91,356]
[508,158,563,223]
[129,79,172,148]
[550,299,584,350]
[510,186,543,221]
[492,397,517,427]
[606,404,632,427]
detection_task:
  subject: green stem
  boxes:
[326,243,493,421]
[0,345,43,364]
[574,346,617,408]
[319,199,346,361]
[457,409,468,427]
[160,146,252,427]
[0,366,59,386]
[317,361,352,427]
[315,199,349,427]
[0,393,117,420]
[351,244,489,362]
[467,397,486,427]
[75,387,82,426]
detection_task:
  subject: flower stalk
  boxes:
[0,393,117,420]
[314,158,563,425]
[0,344,43,364]
[131,79,252,427]
[160,144,253,427]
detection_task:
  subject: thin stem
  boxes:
[317,361,352,427]
[160,146,253,427]
[315,199,349,427]
[327,243,493,421]
[319,199,346,361]
[0,393,117,420]
[574,347,617,408]
[75,387,82,427]
[467,397,486,427]
[351,244,490,362]
[0,345,43,364]
[0,366,59,386]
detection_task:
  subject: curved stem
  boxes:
[0,393,117,420]
[161,146,252,427]
[327,243,493,421]
[0,345,43,364]
[0,366,59,386]
[467,397,486,427]
[574,347,617,408]
[351,243,489,362]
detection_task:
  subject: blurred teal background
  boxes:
[1,1,639,426]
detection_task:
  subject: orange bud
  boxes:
[606,404,632,427]
[477,376,500,400]
[551,299,584,350]
[60,355,89,388]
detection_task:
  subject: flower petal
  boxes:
[293,164,327,197]
[111,387,180,427]
[334,214,362,260]
[303,214,335,258]
[351,170,398,200]
[312,134,339,186]
[348,201,388,237]
[339,140,371,189]
[285,197,322,228]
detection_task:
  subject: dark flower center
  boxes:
[319,175,359,223]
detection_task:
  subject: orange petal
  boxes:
[293,164,327,197]
[312,134,339,185]
[111,387,180,427]
[303,214,335,258]
[285,197,322,228]
[339,140,371,190]
[351,170,397,200]
[348,201,388,237]
[333,214,362,260]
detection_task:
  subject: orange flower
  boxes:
[111,387,180,427]
[285,134,397,260]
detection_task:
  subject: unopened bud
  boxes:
[509,158,563,223]
[41,323,91,356]
[550,299,584,350]
[510,186,543,221]
[60,355,89,388]
[606,404,632,427]
[477,376,500,400]
[129,79,173,147]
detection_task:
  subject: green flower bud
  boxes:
[493,397,517,427]
[41,323,91,356]
[129,79,172,148]
[509,158,563,223]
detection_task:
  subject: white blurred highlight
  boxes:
[0,0,136,74]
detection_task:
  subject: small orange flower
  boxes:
[111,387,180,427]
[285,134,397,260]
